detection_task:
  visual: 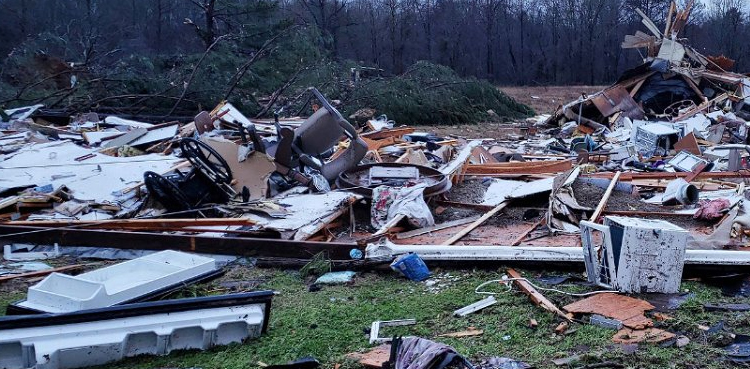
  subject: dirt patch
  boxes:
[433,206,481,224]
[445,179,489,204]
[572,179,665,212]
[499,85,608,114]
[486,206,545,228]
[414,123,531,140]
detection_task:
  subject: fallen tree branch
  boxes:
[167,34,230,117]
[254,66,305,118]
[223,26,298,101]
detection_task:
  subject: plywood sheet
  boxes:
[563,293,655,329]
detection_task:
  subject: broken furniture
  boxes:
[0,291,273,369]
[9,250,220,314]
[634,123,680,158]
[262,87,368,192]
[711,144,750,171]
[669,151,710,173]
[144,138,235,215]
[580,216,688,293]
[337,163,450,198]
[369,319,416,344]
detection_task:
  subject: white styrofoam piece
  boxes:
[127,123,179,146]
[439,140,482,175]
[0,141,181,202]
[0,303,265,369]
[2,104,44,123]
[244,191,361,232]
[103,116,153,128]
[3,244,60,261]
[20,250,216,313]
[482,177,553,206]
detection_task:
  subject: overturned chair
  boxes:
[262,87,368,192]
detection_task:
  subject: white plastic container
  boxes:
[19,250,216,313]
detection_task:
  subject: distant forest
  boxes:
[0,0,747,121]
[1,0,746,85]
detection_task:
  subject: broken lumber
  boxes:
[589,171,621,222]
[4,218,258,229]
[0,264,86,283]
[506,268,571,321]
[371,214,407,238]
[465,159,573,175]
[563,294,654,329]
[511,218,544,246]
[0,225,358,260]
[441,200,509,245]
[361,127,415,140]
[395,216,480,239]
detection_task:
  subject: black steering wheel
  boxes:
[180,138,233,184]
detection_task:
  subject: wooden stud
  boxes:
[507,268,571,321]
[442,201,509,245]
[589,171,621,222]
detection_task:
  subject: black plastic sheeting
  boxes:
[634,73,699,116]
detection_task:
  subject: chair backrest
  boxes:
[294,107,345,155]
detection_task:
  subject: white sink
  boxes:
[19,250,216,313]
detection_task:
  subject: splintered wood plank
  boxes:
[396,216,480,239]
[346,345,391,368]
[673,132,701,156]
[563,293,655,329]
[466,159,573,175]
[507,268,571,320]
[589,171,621,222]
[437,328,484,338]
[441,201,509,245]
[0,264,87,283]
[361,127,415,140]
[612,327,675,344]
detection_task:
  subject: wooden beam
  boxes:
[585,170,750,181]
[395,216,480,239]
[507,268,571,321]
[442,201,509,245]
[0,264,86,283]
[0,225,358,259]
[371,214,407,238]
[589,171,621,222]
[361,127,415,140]
[434,200,496,212]
[3,218,258,229]
[603,210,694,217]
[511,218,545,246]
[466,159,573,175]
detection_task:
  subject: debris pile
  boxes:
[0,2,750,368]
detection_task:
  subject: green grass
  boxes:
[0,265,744,368]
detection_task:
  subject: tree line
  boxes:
[1,0,747,86]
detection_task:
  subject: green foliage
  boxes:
[292,61,534,126]
[352,61,534,125]
[299,252,332,277]
[1,12,530,126]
